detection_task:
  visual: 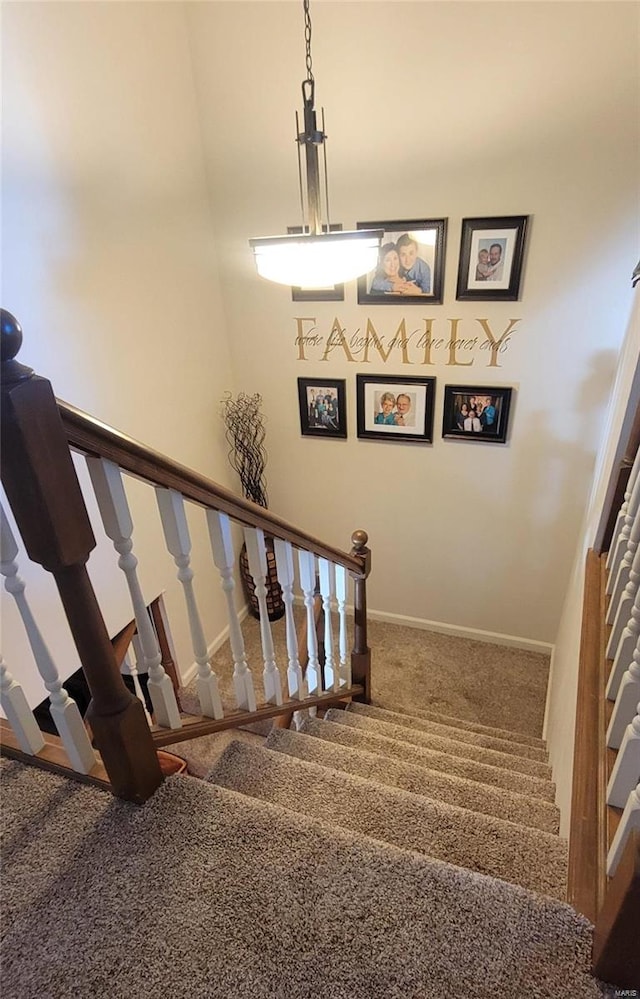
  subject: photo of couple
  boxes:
[370,233,432,297]
[358,219,446,305]
[443,385,513,444]
[357,375,435,443]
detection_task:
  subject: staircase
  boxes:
[2,694,603,997]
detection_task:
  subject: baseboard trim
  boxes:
[542,645,556,741]
[180,604,249,688]
[366,608,554,656]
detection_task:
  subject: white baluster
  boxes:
[0,654,45,755]
[608,587,640,700]
[606,451,640,573]
[126,638,153,727]
[244,527,283,706]
[334,565,350,688]
[87,459,182,730]
[318,558,338,693]
[607,783,640,877]
[156,488,223,719]
[0,507,95,773]
[298,549,322,697]
[274,538,306,700]
[607,644,640,749]
[607,705,640,808]
[607,463,640,588]
[607,503,640,613]
[206,511,256,712]
[607,546,640,660]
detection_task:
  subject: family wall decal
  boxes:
[293,317,520,368]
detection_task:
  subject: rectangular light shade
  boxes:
[250,229,383,288]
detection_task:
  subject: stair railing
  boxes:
[0,311,371,800]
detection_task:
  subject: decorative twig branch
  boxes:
[221,392,269,508]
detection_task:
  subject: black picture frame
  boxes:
[288,224,345,302]
[356,218,447,306]
[456,215,529,301]
[442,385,513,444]
[298,378,347,439]
[356,374,436,443]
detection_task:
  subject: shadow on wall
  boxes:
[500,349,619,638]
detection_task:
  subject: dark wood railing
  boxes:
[1,310,371,801]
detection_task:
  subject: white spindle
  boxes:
[126,638,153,726]
[606,450,640,573]
[319,558,338,692]
[606,704,640,808]
[334,565,350,688]
[607,498,640,612]
[156,488,223,719]
[607,463,640,587]
[298,549,322,696]
[606,644,640,749]
[274,538,306,700]
[607,545,640,661]
[607,587,640,700]
[244,527,283,706]
[607,783,640,877]
[206,511,256,712]
[0,507,95,773]
[0,654,46,755]
[87,459,182,730]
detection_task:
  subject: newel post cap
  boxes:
[1,310,33,383]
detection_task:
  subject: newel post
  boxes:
[350,529,371,703]
[0,310,162,802]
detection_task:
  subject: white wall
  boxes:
[187,1,639,645]
[547,288,640,836]
[1,2,239,705]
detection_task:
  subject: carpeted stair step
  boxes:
[2,759,599,999]
[265,727,561,835]
[348,702,548,762]
[375,701,546,749]
[324,708,552,780]
[299,716,556,802]
[207,740,568,899]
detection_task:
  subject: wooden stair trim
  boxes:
[0,719,111,791]
[150,686,363,748]
[592,830,640,988]
[567,549,607,920]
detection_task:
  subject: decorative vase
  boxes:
[239,536,285,622]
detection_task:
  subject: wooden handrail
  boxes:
[58,400,364,576]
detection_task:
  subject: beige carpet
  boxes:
[170,613,549,776]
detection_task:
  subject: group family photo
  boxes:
[357,219,446,305]
[297,378,347,439]
[443,386,513,444]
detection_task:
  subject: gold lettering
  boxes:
[447,319,474,367]
[294,317,317,361]
[320,317,357,362]
[362,319,412,364]
[476,319,519,367]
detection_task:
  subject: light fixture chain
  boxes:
[303,0,314,85]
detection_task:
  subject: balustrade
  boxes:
[607,704,640,809]
[607,783,640,877]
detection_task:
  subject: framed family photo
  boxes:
[298,378,347,439]
[442,385,513,444]
[456,215,529,301]
[356,374,436,443]
[356,218,447,306]
[288,224,345,302]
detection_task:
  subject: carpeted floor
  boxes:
[1,758,602,999]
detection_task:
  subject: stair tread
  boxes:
[302,716,556,801]
[2,759,598,999]
[207,741,567,899]
[266,727,560,834]
[375,701,546,748]
[348,702,549,762]
[325,709,552,780]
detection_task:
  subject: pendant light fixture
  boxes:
[249,0,383,289]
